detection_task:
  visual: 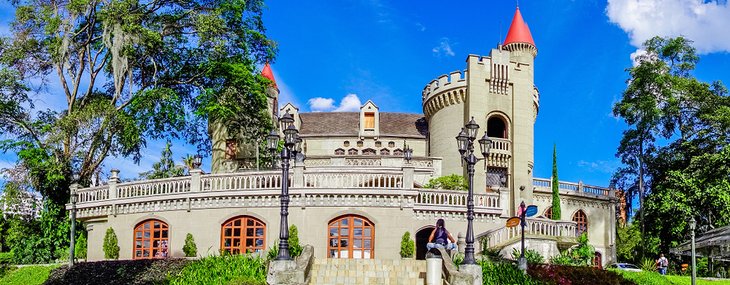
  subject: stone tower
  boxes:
[209,63,280,173]
[423,7,539,215]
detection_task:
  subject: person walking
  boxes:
[656,253,669,275]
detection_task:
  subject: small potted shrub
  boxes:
[400,231,415,259]
[103,227,120,260]
[183,233,197,257]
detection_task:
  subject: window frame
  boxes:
[327,215,375,259]
[133,219,169,260]
[220,216,267,255]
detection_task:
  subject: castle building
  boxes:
[71,7,618,266]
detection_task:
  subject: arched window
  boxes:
[221,216,266,254]
[593,251,603,269]
[380,148,390,155]
[544,207,553,219]
[335,148,345,155]
[133,219,169,259]
[572,210,588,236]
[362,148,376,156]
[328,215,375,259]
[487,116,508,139]
[348,148,358,155]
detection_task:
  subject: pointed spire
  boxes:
[261,62,277,89]
[503,7,535,47]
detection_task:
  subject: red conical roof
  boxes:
[261,63,277,88]
[503,7,535,47]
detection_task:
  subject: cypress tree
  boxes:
[551,144,562,220]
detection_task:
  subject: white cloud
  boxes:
[307,97,335,112]
[333,94,362,112]
[432,38,455,57]
[306,93,362,112]
[607,0,730,54]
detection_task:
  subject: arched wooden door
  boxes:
[328,215,374,259]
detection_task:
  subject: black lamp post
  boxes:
[267,110,301,261]
[689,217,697,285]
[69,173,80,266]
[455,116,492,265]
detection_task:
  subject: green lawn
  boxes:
[0,265,60,285]
[616,270,730,285]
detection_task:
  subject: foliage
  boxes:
[641,258,657,272]
[529,264,633,285]
[424,174,468,191]
[103,228,120,260]
[549,252,574,266]
[169,254,266,285]
[481,260,543,285]
[547,233,595,266]
[551,144,561,220]
[75,233,87,260]
[45,259,187,285]
[614,269,730,285]
[266,225,302,260]
[612,36,730,258]
[399,231,415,258]
[0,252,13,264]
[512,248,545,265]
[139,141,184,179]
[0,264,59,285]
[452,253,464,267]
[481,247,504,262]
[183,233,197,257]
[616,222,643,264]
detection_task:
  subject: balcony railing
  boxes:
[478,218,578,250]
[532,178,613,197]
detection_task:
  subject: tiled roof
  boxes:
[299,112,427,138]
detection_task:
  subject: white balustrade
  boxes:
[303,172,403,189]
[201,171,283,191]
[532,178,612,197]
[76,186,109,203]
[490,138,511,153]
[415,189,499,208]
[480,218,578,249]
[117,176,191,198]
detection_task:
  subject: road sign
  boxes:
[506,217,521,227]
[525,205,538,217]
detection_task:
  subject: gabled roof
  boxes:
[261,63,277,88]
[503,7,535,47]
[298,112,427,138]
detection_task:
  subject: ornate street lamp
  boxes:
[689,217,697,285]
[69,173,80,266]
[192,154,203,169]
[455,117,492,265]
[403,142,413,163]
[267,111,302,260]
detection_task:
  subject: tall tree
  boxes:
[139,141,183,179]
[551,144,561,220]
[612,36,730,254]
[0,0,278,209]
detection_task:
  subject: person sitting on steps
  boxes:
[427,218,456,252]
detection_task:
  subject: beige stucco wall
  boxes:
[302,137,427,158]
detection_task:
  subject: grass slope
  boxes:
[0,265,60,285]
[616,270,730,285]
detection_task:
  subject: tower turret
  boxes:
[503,7,537,57]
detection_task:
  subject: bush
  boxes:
[529,264,632,285]
[481,260,542,285]
[103,228,120,260]
[549,251,574,266]
[424,174,468,190]
[169,254,266,285]
[266,225,302,260]
[512,248,545,265]
[45,259,187,285]
[182,233,197,257]
[400,232,414,258]
[0,252,13,264]
[75,234,87,260]
[640,258,656,272]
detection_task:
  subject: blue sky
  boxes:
[1,0,730,187]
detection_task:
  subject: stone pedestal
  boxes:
[267,260,303,285]
[458,264,482,285]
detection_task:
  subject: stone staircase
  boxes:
[308,258,428,285]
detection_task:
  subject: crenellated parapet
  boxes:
[421,70,467,119]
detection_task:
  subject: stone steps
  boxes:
[308,258,428,285]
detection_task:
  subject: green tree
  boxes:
[75,233,88,260]
[400,231,414,258]
[424,174,468,191]
[103,227,120,260]
[183,233,197,257]
[139,141,184,179]
[551,144,561,220]
[612,36,730,256]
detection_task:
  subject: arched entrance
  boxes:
[415,226,435,260]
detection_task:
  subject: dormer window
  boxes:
[364,112,375,129]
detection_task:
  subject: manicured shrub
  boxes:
[266,225,302,260]
[182,233,197,257]
[75,234,87,260]
[399,231,414,258]
[103,228,120,260]
[169,254,266,285]
[512,248,545,264]
[481,260,542,285]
